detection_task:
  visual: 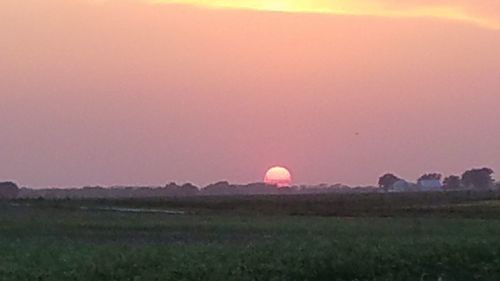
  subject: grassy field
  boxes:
[3,193,500,280]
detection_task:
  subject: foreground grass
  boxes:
[2,202,500,280]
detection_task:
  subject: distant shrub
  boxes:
[0,182,19,199]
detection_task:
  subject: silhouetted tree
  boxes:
[203,181,234,195]
[443,175,461,189]
[461,168,494,189]
[0,182,19,199]
[418,173,442,182]
[179,183,199,196]
[378,173,400,191]
[164,182,178,190]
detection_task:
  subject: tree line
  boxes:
[378,168,495,190]
[1,168,497,200]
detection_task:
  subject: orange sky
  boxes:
[155,0,500,29]
[1,0,499,187]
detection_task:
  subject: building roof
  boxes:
[418,179,442,189]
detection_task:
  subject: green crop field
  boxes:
[2,193,500,281]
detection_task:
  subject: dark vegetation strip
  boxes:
[9,189,500,218]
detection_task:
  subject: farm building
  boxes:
[417,179,442,190]
[390,180,411,192]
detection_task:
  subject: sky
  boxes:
[1,0,499,188]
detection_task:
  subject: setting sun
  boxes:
[264,167,292,187]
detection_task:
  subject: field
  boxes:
[3,191,500,281]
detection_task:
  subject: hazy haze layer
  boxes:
[1,0,499,187]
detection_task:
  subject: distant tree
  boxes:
[0,182,19,199]
[179,183,199,196]
[205,181,231,189]
[378,173,400,191]
[203,181,236,195]
[164,182,178,189]
[418,173,442,182]
[461,168,494,189]
[443,175,461,189]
